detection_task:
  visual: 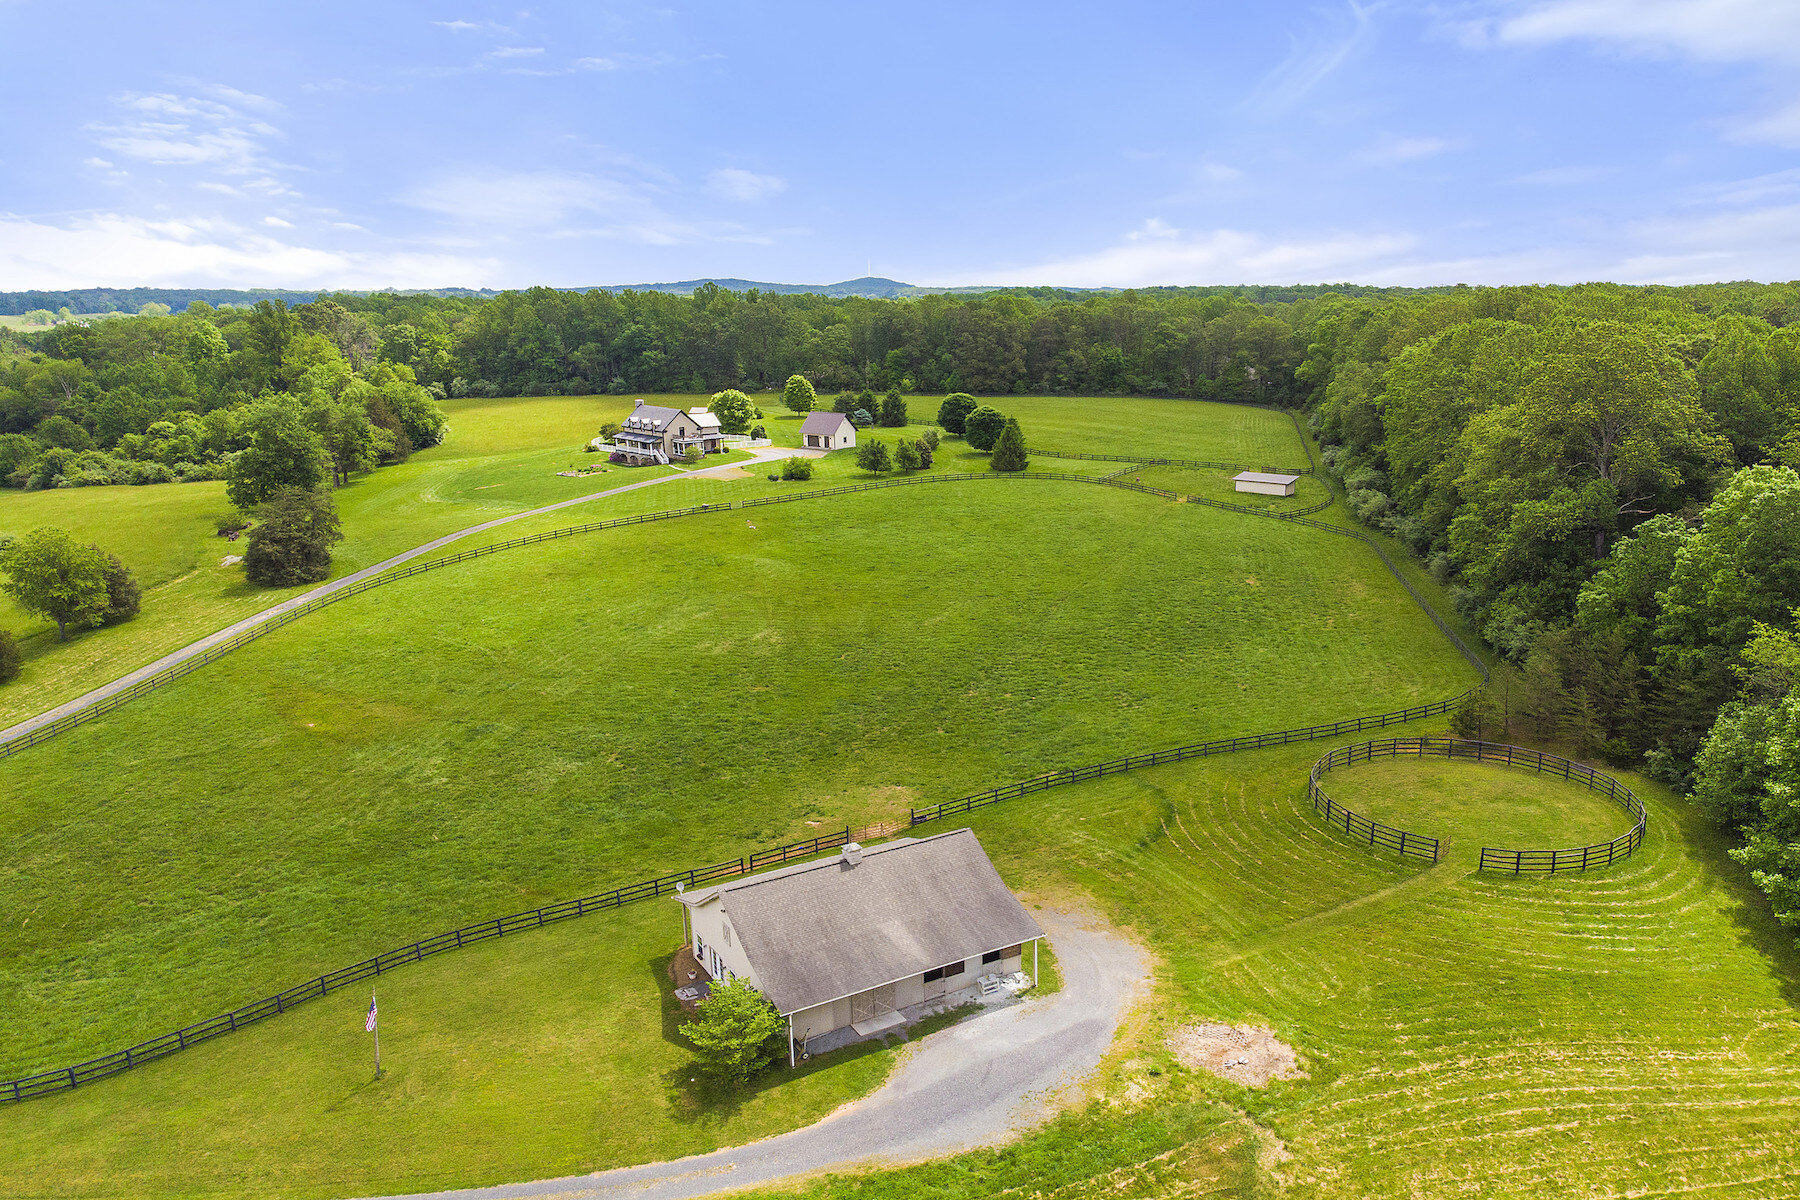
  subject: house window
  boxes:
[695,937,706,964]
[982,950,1002,965]
[924,959,966,982]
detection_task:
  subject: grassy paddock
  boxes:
[0,394,1269,725]
[0,481,1473,1080]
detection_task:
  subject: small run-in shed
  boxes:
[1232,471,1300,497]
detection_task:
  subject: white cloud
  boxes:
[1488,1,1800,147]
[706,168,785,202]
[573,52,679,72]
[489,46,545,59]
[263,215,293,228]
[1494,0,1800,64]
[433,19,485,33]
[956,225,1420,289]
[1354,135,1458,166]
[1198,162,1243,184]
[87,91,286,181]
[1508,164,1610,186]
[400,168,769,246]
[0,212,498,289]
[83,156,112,169]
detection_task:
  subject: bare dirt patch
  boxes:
[1168,1023,1301,1087]
[710,466,753,479]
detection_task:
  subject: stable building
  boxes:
[798,410,856,450]
[676,829,1043,1062]
[1232,471,1300,497]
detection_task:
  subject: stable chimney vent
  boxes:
[841,842,864,866]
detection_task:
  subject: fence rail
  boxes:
[1307,741,1443,860]
[1,826,865,1104]
[1028,447,1313,476]
[1298,737,1646,874]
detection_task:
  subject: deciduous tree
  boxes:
[244,488,343,587]
[682,978,785,1083]
[964,406,1007,451]
[937,393,977,433]
[782,374,816,414]
[0,528,111,641]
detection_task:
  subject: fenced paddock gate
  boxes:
[1304,737,1647,874]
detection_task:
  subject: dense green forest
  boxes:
[8,278,1800,934]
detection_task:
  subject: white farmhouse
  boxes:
[1232,471,1300,497]
[798,410,856,450]
[676,829,1043,1062]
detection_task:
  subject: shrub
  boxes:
[990,418,1029,472]
[750,424,766,439]
[100,553,140,625]
[682,978,785,1083]
[850,408,874,428]
[937,393,977,433]
[964,406,1007,451]
[781,456,814,481]
[0,630,18,683]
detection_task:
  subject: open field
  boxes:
[0,479,1474,1079]
[0,394,1282,726]
[8,727,1797,1198]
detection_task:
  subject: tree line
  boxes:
[1299,282,1800,936]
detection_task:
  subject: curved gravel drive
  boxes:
[358,909,1148,1200]
[0,447,796,746]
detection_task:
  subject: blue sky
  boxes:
[1,0,1797,290]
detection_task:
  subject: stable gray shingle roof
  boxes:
[686,829,1043,1015]
[798,410,853,437]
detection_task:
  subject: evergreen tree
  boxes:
[937,393,977,434]
[895,437,922,471]
[244,488,344,587]
[990,417,1029,472]
[879,389,908,427]
[100,552,140,625]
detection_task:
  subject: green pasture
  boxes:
[0,481,1473,1076]
[1318,756,1639,860]
[0,392,1275,725]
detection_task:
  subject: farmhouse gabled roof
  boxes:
[798,410,853,437]
[679,829,1042,1015]
[623,403,687,430]
[1232,471,1301,485]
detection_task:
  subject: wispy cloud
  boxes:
[86,91,292,191]
[706,168,785,202]
[1353,134,1460,166]
[399,168,772,247]
[1484,1,1800,146]
[489,45,545,59]
[1240,1,1376,119]
[0,212,496,289]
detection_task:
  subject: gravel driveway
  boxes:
[358,908,1148,1200]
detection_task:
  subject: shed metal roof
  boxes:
[680,829,1042,1015]
[1232,471,1301,484]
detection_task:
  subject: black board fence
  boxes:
[0,826,869,1104]
[1307,742,1442,861]
[1028,447,1314,476]
[1299,737,1646,874]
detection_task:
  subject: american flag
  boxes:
[365,995,378,1033]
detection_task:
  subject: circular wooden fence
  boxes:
[1307,737,1647,873]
